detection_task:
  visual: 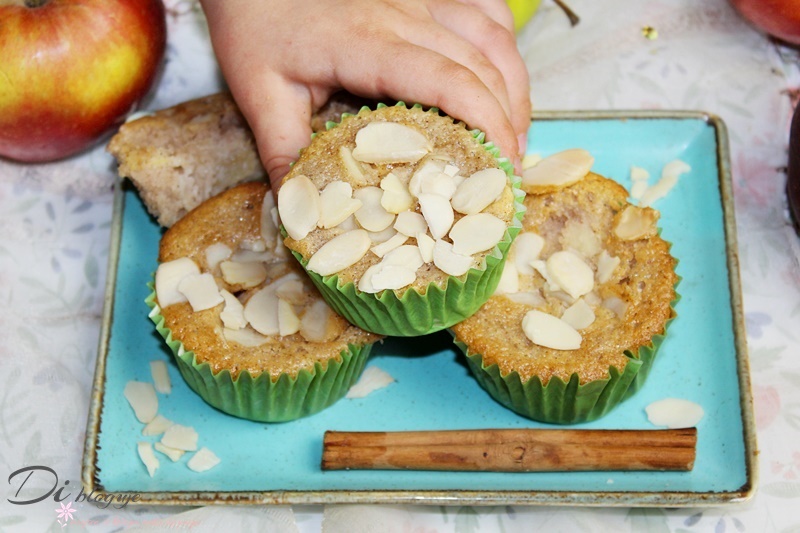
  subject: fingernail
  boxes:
[517,133,528,156]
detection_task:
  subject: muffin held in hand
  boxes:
[147,181,382,422]
[277,103,524,337]
[451,149,679,424]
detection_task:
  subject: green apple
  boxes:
[506,0,541,32]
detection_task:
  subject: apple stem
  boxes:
[24,0,49,7]
[552,0,580,27]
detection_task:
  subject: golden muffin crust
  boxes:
[158,182,381,380]
[452,173,677,385]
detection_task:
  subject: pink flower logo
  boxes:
[55,502,77,527]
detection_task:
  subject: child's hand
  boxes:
[201,0,531,190]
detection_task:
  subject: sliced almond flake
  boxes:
[177,273,224,312]
[420,172,457,200]
[394,211,428,237]
[450,213,506,256]
[522,309,582,350]
[629,166,650,201]
[220,261,267,289]
[408,160,445,197]
[319,181,363,229]
[371,264,417,291]
[261,191,278,248]
[416,232,435,263]
[596,250,620,284]
[339,146,369,186]
[512,232,545,276]
[451,168,507,215]
[494,260,520,295]
[603,296,628,318]
[270,206,280,230]
[645,398,704,429]
[383,245,424,270]
[371,233,408,258]
[155,257,200,308]
[561,298,596,330]
[352,121,432,164]
[521,148,593,193]
[521,153,543,170]
[503,290,544,307]
[560,219,601,258]
[354,187,395,232]
[433,239,473,276]
[380,172,415,214]
[124,381,158,423]
[223,326,269,347]
[299,298,341,342]
[306,229,371,276]
[230,249,274,263]
[142,414,173,437]
[161,424,199,452]
[275,279,306,305]
[219,289,247,330]
[338,214,358,232]
[243,284,280,336]
[639,160,690,207]
[137,442,159,478]
[443,164,460,177]
[346,366,396,398]
[278,298,301,336]
[278,174,321,240]
[417,193,454,240]
[546,250,595,300]
[613,205,659,241]
[187,447,221,473]
[204,243,232,271]
[367,226,397,244]
[358,264,380,293]
[150,360,171,395]
[531,259,559,291]
[154,442,185,462]
[240,238,267,252]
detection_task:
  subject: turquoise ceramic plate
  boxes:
[82,111,756,506]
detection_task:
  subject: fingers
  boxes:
[453,0,516,33]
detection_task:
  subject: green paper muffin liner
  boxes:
[289,102,526,337]
[145,285,373,423]
[453,282,681,425]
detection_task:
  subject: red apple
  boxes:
[729,0,800,46]
[0,0,167,162]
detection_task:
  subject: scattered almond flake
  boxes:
[278,174,322,240]
[371,233,408,258]
[561,298,596,330]
[177,273,224,312]
[319,181,363,229]
[187,447,221,473]
[380,172,415,213]
[450,213,506,256]
[531,259,559,292]
[352,121,432,164]
[418,193,454,239]
[150,361,171,395]
[354,186,396,232]
[512,232,545,276]
[546,289,576,305]
[220,260,267,289]
[338,214,359,232]
[230,249,274,263]
[161,424,199,452]
[270,205,280,230]
[645,398,704,428]
[522,309,582,350]
[560,219,601,258]
[239,238,267,253]
[451,168,507,215]
[278,298,301,336]
[339,146,369,186]
[416,232,435,263]
[124,381,158,423]
[383,245,424,270]
[596,250,620,284]
[394,211,428,237]
[155,257,200,308]
[260,192,278,247]
[521,149,593,193]
[494,260,520,295]
[219,289,247,330]
[223,326,268,347]
[503,290,544,307]
[243,283,280,335]
[420,171,457,200]
[443,163,460,177]
[142,414,174,436]
[613,205,659,241]
[629,166,650,201]
[545,251,594,300]
[521,153,543,170]
[409,160,445,197]
[300,298,341,342]
[346,366,396,398]
[154,442,185,462]
[306,229,371,276]
[433,239,473,276]
[602,296,628,318]
[275,279,306,305]
[368,225,398,244]
[639,159,690,207]
[371,264,418,292]
[137,442,159,478]
[204,243,232,271]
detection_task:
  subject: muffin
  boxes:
[147,181,382,422]
[451,149,679,424]
[277,103,525,336]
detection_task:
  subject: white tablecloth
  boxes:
[2,0,799,531]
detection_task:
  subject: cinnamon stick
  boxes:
[321,428,696,472]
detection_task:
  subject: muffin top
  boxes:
[156,181,381,380]
[279,104,518,296]
[452,161,677,385]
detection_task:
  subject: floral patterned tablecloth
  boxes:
[1,0,799,531]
